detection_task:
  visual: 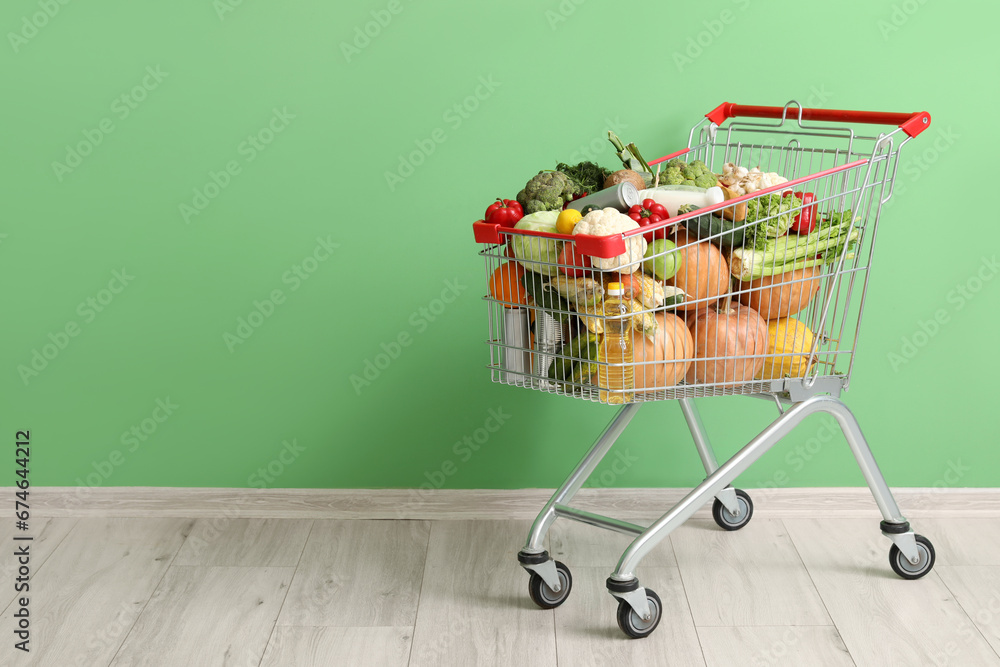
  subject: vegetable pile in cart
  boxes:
[473,130,863,404]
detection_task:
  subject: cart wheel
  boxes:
[889,534,935,580]
[616,589,662,639]
[712,489,753,531]
[528,561,572,609]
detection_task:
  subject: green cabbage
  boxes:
[511,210,562,276]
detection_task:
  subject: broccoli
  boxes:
[516,170,582,214]
[694,173,719,188]
[657,159,719,188]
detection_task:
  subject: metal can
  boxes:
[502,307,531,385]
[565,182,640,213]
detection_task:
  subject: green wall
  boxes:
[3,0,997,491]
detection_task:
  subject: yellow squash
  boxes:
[758,317,816,379]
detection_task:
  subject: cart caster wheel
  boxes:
[889,534,935,580]
[616,589,662,639]
[712,489,753,531]
[528,560,572,609]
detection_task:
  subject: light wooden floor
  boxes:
[3,515,1000,666]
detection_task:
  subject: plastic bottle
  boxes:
[598,282,634,404]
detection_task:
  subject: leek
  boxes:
[731,212,860,281]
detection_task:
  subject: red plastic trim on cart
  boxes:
[705,102,932,138]
[648,148,690,167]
[475,223,628,259]
[572,232,627,259]
[620,158,869,239]
[472,158,870,257]
[473,220,503,245]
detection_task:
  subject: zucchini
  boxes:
[549,333,597,381]
[563,340,600,392]
[662,286,686,309]
[678,203,746,248]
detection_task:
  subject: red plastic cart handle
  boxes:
[705,103,931,138]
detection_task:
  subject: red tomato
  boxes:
[637,214,669,243]
[557,243,592,277]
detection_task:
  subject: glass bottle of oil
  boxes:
[598,282,634,404]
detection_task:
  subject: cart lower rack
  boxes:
[473,101,935,638]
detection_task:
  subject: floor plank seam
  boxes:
[0,518,79,618]
[934,568,1000,662]
[256,519,317,667]
[551,604,560,667]
[669,534,710,666]
[404,521,433,667]
[106,518,196,667]
[781,518,860,667]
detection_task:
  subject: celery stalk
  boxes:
[731,225,859,281]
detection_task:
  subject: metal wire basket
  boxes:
[475,101,930,405]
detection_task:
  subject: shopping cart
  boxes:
[472,101,934,638]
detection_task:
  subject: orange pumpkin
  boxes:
[666,228,729,313]
[687,303,768,385]
[631,311,695,391]
[737,266,823,320]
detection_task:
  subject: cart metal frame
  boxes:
[475,101,936,637]
[517,388,923,625]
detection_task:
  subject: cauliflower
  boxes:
[657,159,718,188]
[720,163,788,195]
[516,170,582,214]
[571,208,647,272]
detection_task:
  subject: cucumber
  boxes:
[563,340,599,392]
[549,333,596,381]
[679,203,746,248]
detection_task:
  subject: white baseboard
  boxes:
[23,486,1000,519]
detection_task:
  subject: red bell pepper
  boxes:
[783,191,817,234]
[485,199,524,227]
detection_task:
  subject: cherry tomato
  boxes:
[637,215,670,243]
